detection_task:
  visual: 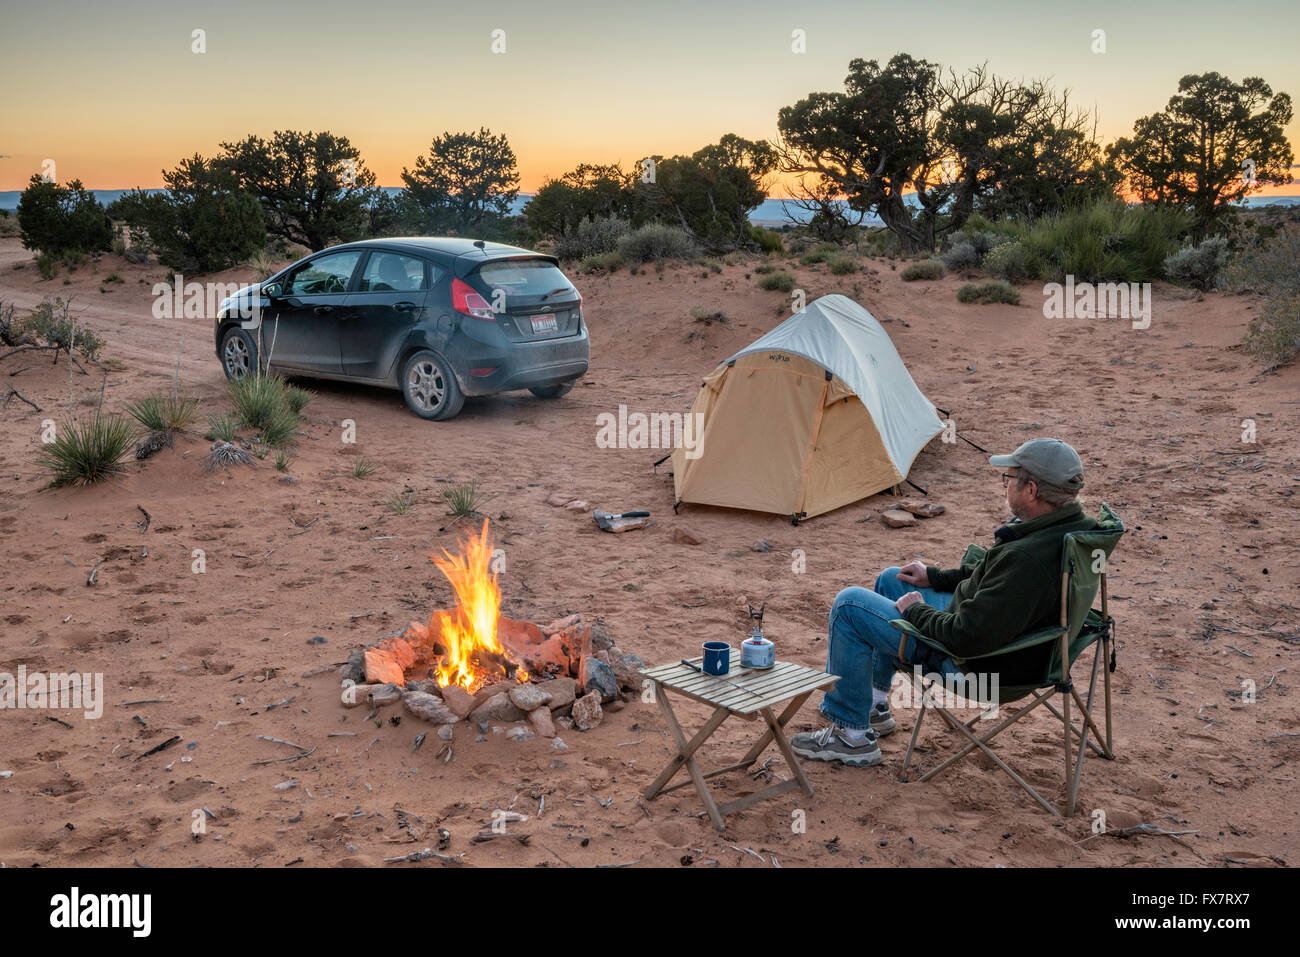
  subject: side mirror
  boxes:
[262,282,282,299]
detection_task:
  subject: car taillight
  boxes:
[452,277,497,321]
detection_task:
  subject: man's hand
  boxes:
[895,591,923,614]
[897,561,930,588]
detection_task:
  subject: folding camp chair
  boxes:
[888,503,1124,817]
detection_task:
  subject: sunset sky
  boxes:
[2,0,1297,196]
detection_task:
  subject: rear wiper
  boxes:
[540,286,573,300]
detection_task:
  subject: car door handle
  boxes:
[314,305,334,315]
[394,301,418,313]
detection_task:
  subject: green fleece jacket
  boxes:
[902,502,1099,683]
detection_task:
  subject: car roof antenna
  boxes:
[473,240,486,249]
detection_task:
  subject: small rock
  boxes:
[475,735,488,742]
[595,649,610,665]
[542,613,581,636]
[469,692,525,725]
[881,509,917,528]
[340,650,366,684]
[405,677,439,695]
[534,676,577,711]
[440,684,475,718]
[898,500,945,519]
[610,654,645,691]
[436,725,455,741]
[342,683,384,707]
[370,682,403,706]
[508,684,554,713]
[555,716,575,731]
[363,648,405,686]
[671,525,703,545]
[403,691,459,724]
[528,706,556,738]
[580,657,618,703]
[0,771,13,779]
[563,500,590,511]
[752,539,772,552]
[279,475,299,486]
[572,691,604,731]
[588,625,615,653]
[551,738,568,752]
[505,725,535,742]
[307,635,327,645]
[273,781,297,791]
[546,491,578,506]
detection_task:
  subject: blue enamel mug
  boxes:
[702,641,731,675]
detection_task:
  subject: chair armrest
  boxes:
[959,625,1068,661]
[889,619,960,659]
[890,620,1067,663]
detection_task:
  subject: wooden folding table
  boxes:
[639,651,838,832]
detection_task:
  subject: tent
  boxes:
[670,294,944,521]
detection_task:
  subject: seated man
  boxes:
[791,438,1100,767]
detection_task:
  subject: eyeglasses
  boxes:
[1002,472,1036,488]
[1001,472,1017,486]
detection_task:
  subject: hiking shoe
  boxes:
[870,703,897,736]
[790,724,883,767]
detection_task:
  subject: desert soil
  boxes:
[0,237,1295,868]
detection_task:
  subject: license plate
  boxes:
[530,314,558,334]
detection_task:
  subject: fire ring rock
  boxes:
[403,690,459,725]
[440,684,475,718]
[508,684,553,713]
[579,657,619,703]
[468,691,526,725]
[572,691,604,731]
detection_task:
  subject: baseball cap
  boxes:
[989,438,1085,489]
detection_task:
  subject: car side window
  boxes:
[286,250,363,296]
[359,252,430,293]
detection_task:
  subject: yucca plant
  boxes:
[124,392,200,435]
[259,404,299,449]
[285,386,315,415]
[37,414,135,487]
[275,450,292,472]
[440,478,482,517]
[204,413,240,443]
[204,441,256,472]
[351,455,376,479]
[228,374,290,430]
[386,491,414,514]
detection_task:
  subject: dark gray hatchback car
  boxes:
[213,238,589,419]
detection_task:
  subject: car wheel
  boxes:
[529,382,574,400]
[220,327,258,382]
[401,350,464,420]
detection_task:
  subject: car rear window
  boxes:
[475,259,573,298]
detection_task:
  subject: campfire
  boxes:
[339,519,644,739]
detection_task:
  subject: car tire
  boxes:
[529,382,574,400]
[220,326,259,382]
[401,350,464,420]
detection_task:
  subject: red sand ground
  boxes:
[0,238,1295,868]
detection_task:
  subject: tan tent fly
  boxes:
[670,295,944,521]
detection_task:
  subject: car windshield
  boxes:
[475,259,573,298]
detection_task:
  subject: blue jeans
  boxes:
[820,566,963,731]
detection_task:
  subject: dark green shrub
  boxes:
[28,298,103,360]
[16,175,113,257]
[228,374,291,430]
[748,225,784,253]
[829,255,859,275]
[982,241,1030,282]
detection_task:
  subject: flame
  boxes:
[428,518,526,692]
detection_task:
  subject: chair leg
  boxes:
[900,691,928,781]
[1103,633,1114,756]
[917,691,1054,782]
[931,707,1061,817]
